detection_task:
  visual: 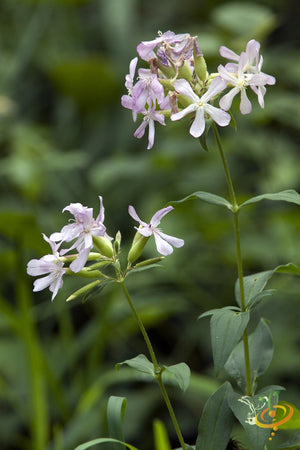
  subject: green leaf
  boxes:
[195,381,235,450]
[74,438,139,450]
[198,306,240,320]
[225,319,273,392]
[198,118,213,152]
[161,362,191,392]
[170,191,232,209]
[228,391,273,450]
[277,402,300,430]
[240,189,300,208]
[153,419,172,450]
[107,396,127,449]
[279,431,300,449]
[235,263,300,309]
[209,309,250,375]
[116,354,155,378]
[235,270,275,308]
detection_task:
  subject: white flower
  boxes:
[170,78,230,138]
[27,234,66,300]
[128,205,184,256]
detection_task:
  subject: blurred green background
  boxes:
[0,0,300,449]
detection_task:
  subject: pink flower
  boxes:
[27,234,66,300]
[171,78,230,138]
[128,205,184,256]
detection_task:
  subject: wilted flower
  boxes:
[128,205,184,256]
[27,234,66,300]
[171,77,231,137]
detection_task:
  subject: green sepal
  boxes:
[69,268,105,278]
[195,381,235,450]
[93,235,114,258]
[161,362,191,392]
[66,279,104,302]
[107,396,127,450]
[169,191,232,210]
[225,319,273,392]
[193,52,207,84]
[127,235,149,265]
[134,257,165,268]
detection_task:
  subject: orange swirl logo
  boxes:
[255,402,294,441]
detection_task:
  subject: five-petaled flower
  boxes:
[171,77,231,138]
[128,205,184,256]
[27,234,66,300]
[51,196,107,272]
[218,39,276,114]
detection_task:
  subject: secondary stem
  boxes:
[119,281,187,450]
[212,123,252,396]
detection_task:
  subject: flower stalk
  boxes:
[212,122,252,396]
[119,280,187,450]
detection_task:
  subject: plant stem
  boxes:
[119,281,187,450]
[212,123,252,396]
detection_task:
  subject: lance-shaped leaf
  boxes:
[279,431,300,449]
[240,189,300,208]
[161,362,191,392]
[74,438,139,450]
[116,354,155,378]
[199,307,249,375]
[210,309,250,375]
[235,263,300,309]
[107,396,127,450]
[153,419,172,450]
[228,391,272,450]
[195,381,235,450]
[225,319,273,392]
[169,191,232,210]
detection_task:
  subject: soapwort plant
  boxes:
[27,31,300,449]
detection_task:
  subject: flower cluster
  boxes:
[27,197,184,300]
[121,31,275,149]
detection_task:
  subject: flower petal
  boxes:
[150,206,173,227]
[190,108,205,138]
[171,103,197,122]
[240,88,252,114]
[204,104,231,127]
[153,232,174,256]
[219,86,240,111]
[174,79,200,102]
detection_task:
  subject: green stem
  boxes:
[119,281,187,450]
[212,123,252,396]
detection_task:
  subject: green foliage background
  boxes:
[0,0,299,449]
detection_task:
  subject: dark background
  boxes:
[0,0,299,449]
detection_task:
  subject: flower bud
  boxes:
[93,236,114,258]
[127,234,149,265]
[178,61,193,83]
[193,51,208,84]
[114,230,122,256]
[66,279,102,302]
